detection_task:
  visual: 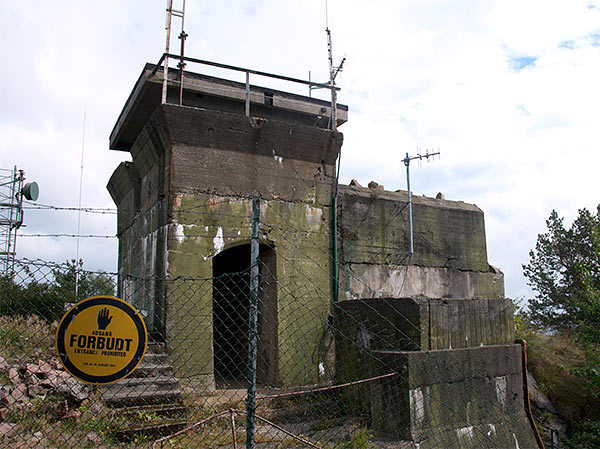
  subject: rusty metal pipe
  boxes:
[516,339,546,449]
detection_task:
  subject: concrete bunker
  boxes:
[106,62,539,447]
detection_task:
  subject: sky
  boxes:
[1,0,599,301]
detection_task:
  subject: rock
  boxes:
[349,179,362,187]
[37,360,53,375]
[10,383,29,403]
[49,358,63,370]
[368,181,384,190]
[528,372,568,437]
[0,388,15,407]
[51,399,69,419]
[0,356,7,371]
[8,368,20,386]
[436,192,445,200]
[56,377,89,402]
[87,432,101,444]
[0,406,10,420]
[22,368,39,386]
[0,422,17,437]
[28,384,45,397]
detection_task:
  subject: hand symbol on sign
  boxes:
[97,307,113,330]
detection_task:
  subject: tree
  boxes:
[51,259,115,304]
[0,259,115,321]
[523,205,600,343]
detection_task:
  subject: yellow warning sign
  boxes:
[56,296,147,385]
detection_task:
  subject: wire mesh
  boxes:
[0,250,538,448]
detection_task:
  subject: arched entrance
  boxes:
[212,243,278,387]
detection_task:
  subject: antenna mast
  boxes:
[325,0,345,131]
[162,0,186,105]
[403,149,441,255]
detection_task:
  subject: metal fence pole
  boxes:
[246,196,260,448]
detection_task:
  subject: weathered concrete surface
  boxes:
[108,102,342,388]
[339,185,489,271]
[335,297,515,357]
[370,345,538,449]
[334,297,518,427]
[337,185,504,300]
[343,263,505,300]
[166,195,333,388]
[109,64,348,151]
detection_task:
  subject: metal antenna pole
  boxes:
[403,153,413,254]
[163,1,186,105]
[403,150,441,255]
[163,0,174,104]
[326,28,337,131]
[177,0,187,105]
[75,106,86,297]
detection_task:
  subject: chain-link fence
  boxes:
[1,246,539,448]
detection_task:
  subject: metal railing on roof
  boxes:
[151,53,340,128]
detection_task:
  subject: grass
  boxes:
[0,314,57,362]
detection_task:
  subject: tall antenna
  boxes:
[325,0,345,132]
[403,149,441,255]
[162,0,186,105]
[75,105,86,296]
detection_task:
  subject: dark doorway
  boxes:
[212,243,278,387]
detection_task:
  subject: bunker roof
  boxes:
[110,63,348,152]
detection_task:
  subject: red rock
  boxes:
[36,360,52,374]
[10,383,29,403]
[0,388,15,407]
[0,422,17,437]
[7,367,20,386]
[0,406,10,420]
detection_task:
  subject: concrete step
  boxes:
[101,375,180,391]
[147,341,166,353]
[131,361,174,377]
[141,352,169,364]
[100,345,183,408]
[102,386,183,407]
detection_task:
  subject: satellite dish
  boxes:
[22,182,39,201]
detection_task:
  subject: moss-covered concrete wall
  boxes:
[109,103,343,388]
[338,185,504,300]
[370,346,538,448]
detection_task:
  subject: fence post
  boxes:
[246,196,260,449]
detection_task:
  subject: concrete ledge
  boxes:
[342,263,505,300]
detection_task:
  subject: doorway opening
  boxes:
[212,243,278,387]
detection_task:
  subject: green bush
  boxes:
[0,259,115,322]
[563,420,600,449]
[0,275,64,321]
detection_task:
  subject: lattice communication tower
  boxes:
[0,167,38,275]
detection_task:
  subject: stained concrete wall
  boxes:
[108,103,342,388]
[338,185,504,300]
[370,346,538,448]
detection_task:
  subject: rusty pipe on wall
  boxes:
[516,339,546,449]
